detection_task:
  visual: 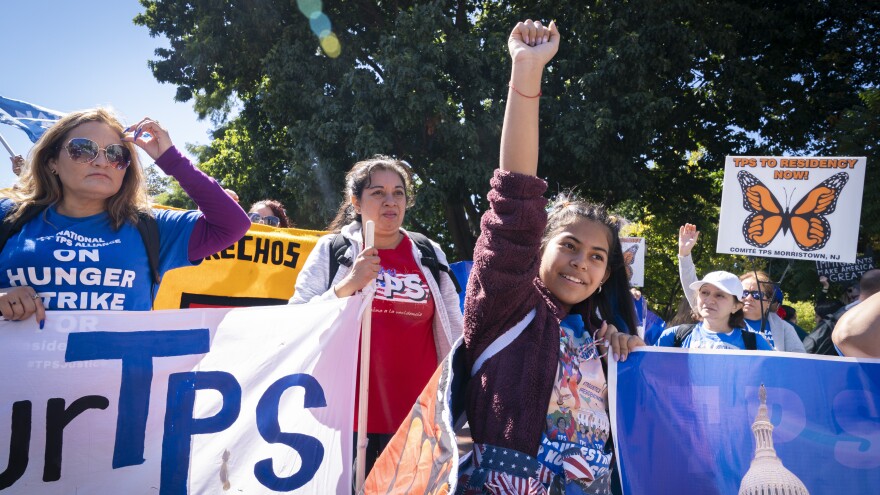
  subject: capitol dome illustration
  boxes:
[739,385,810,495]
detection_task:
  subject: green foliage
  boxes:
[786,299,817,333]
[153,181,196,210]
[136,0,880,298]
[143,164,170,198]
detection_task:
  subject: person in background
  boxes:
[631,287,666,345]
[677,223,805,352]
[656,271,774,350]
[668,295,702,327]
[223,188,239,202]
[249,198,290,228]
[844,283,861,305]
[0,109,250,324]
[778,304,808,341]
[290,155,462,476]
[814,299,844,326]
[10,155,24,176]
[807,269,880,355]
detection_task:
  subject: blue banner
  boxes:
[0,95,64,142]
[611,348,880,494]
[449,260,473,312]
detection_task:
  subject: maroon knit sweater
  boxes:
[463,169,567,456]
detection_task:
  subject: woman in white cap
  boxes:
[655,270,774,350]
[677,223,805,352]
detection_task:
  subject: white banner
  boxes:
[716,156,866,263]
[619,237,645,288]
[0,297,364,494]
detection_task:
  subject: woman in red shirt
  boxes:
[290,155,463,476]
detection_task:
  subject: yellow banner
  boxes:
[154,223,326,309]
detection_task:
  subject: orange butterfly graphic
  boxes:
[622,243,639,281]
[738,170,848,251]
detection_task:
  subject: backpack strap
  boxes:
[741,330,758,351]
[135,211,161,286]
[0,203,47,254]
[327,233,353,288]
[672,323,697,348]
[408,231,462,294]
[134,211,161,309]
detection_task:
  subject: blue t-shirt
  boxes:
[655,322,774,351]
[0,200,200,311]
[744,318,776,348]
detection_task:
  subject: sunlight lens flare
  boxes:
[296,0,341,58]
[320,33,341,58]
[296,0,321,17]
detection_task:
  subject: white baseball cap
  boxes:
[689,271,744,301]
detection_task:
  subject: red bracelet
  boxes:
[509,81,541,98]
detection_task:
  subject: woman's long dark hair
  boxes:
[542,193,638,335]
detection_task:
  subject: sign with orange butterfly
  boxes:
[619,237,645,287]
[717,156,866,263]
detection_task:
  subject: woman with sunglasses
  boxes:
[0,108,250,324]
[248,199,290,228]
[677,223,805,352]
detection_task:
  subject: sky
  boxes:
[0,1,214,188]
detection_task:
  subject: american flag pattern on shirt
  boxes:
[457,443,555,495]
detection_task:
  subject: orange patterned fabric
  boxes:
[364,344,467,494]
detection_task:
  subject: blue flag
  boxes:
[611,348,880,494]
[0,96,64,142]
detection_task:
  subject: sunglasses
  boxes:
[742,290,770,301]
[249,212,280,227]
[63,138,131,170]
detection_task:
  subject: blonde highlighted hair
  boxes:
[2,108,150,229]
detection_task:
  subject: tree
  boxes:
[144,163,170,198]
[136,0,879,305]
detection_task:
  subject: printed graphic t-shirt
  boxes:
[0,201,199,311]
[355,235,437,433]
[539,314,612,494]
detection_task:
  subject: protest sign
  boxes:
[716,156,866,263]
[610,348,880,494]
[0,297,363,494]
[619,237,645,287]
[815,255,875,284]
[153,224,326,309]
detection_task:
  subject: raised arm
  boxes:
[464,20,558,360]
[677,223,700,309]
[500,20,559,176]
[125,118,250,261]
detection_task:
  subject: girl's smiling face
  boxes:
[539,218,611,314]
